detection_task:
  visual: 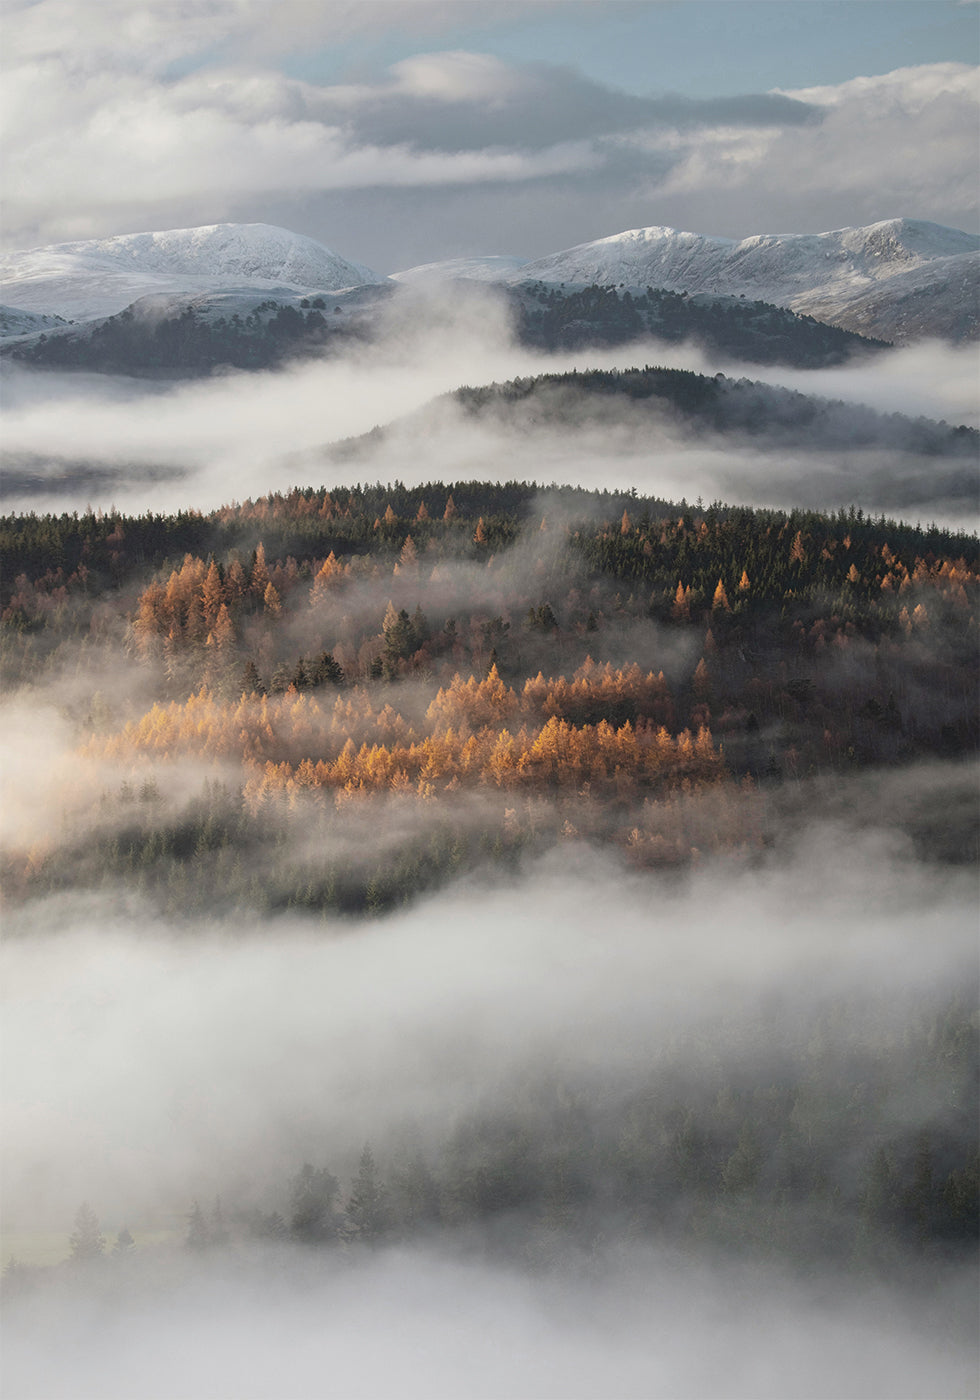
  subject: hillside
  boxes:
[2,478,976,911]
[332,365,978,460]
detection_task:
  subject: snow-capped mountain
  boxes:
[391,256,530,286]
[3,217,975,349]
[393,219,979,341]
[0,223,387,323]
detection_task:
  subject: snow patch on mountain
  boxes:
[0,305,68,338]
[511,219,978,299]
[393,219,979,341]
[391,256,530,286]
[0,224,388,322]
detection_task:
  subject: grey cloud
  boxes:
[305,61,821,156]
[262,161,678,271]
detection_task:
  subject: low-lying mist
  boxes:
[2,296,976,526]
[4,1240,976,1400]
[3,802,974,1219]
[2,803,977,1398]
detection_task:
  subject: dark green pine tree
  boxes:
[391,1152,442,1231]
[382,603,415,676]
[410,604,430,648]
[240,659,264,694]
[289,1163,341,1243]
[345,1145,390,1244]
[269,662,291,693]
[309,650,344,687]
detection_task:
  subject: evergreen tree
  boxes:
[310,650,344,687]
[69,1203,105,1263]
[113,1225,136,1255]
[289,1163,341,1243]
[345,1145,390,1243]
[241,659,264,693]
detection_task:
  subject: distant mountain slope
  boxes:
[1,283,394,375]
[798,253,980,344]
[394,219,979,342]
[511,283,886,365]
[4,281,885,377]
[0,305,67,337]
[512,218,975,294]
[0,223,388,323]
[319,365,977,523]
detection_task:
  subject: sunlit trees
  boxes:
[310,551,346,604]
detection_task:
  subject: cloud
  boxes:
[308,51,820,156]
[4,0,975,266]
[651,62,979,237]
[0,33,821,252]
[3,1,548,70]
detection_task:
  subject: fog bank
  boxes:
[4,1243,976,1400]
[2,321,976,526]
[3,822,974,1228]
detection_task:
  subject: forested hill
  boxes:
[450,367,979,455]
[510,282,888,364]
[2,479,976,598]
[2,470,977,915]
[2,283,885,377]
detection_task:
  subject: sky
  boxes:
[2,0,978,272]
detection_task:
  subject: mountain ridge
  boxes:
[394,218,979,342]
[0,222,388,322]
[2,216,975,344]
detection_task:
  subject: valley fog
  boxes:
[3,798,977,1398]
[2,309,977,528]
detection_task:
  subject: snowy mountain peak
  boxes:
[390,217,978,341]
[588,225,736,252]
[391,255,530,286]
[0,223,387,322]
[44,223,385,287]
[512,219,979,292]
